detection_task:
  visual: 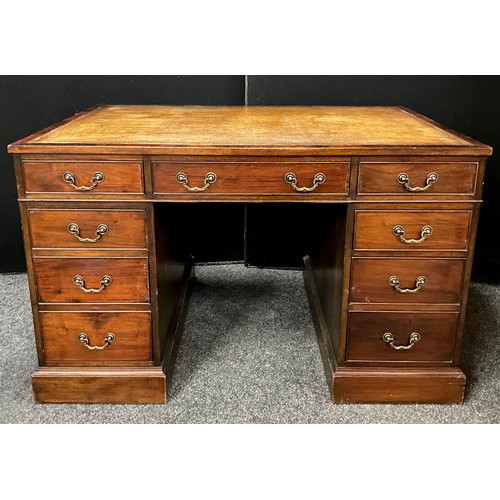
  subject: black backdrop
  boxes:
[1,76,499,282]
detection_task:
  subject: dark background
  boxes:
[1,76,499,282]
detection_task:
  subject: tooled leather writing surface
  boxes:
[28,106,471,147]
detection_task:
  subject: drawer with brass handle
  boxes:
[357,161,478,196]
[152,162,350,195]
[33,257,149,303]
[349,257,465,304]
[28,209,147,249]
[40,311,152,362]
[353,210,472,251]
[22,160,144,197]
[346,311,458,363]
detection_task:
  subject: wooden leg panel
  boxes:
[32,367,167,404]
[332,368,466,404]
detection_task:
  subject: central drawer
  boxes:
[34,257,150,303]
[350,257,465,304]
[152,162,350,195]
[40,311,152,362]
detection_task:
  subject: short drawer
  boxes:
[23,161,144,196]
[152,162,350,195]
[346,311,458,363]
[357,161,478,195]
[350,257,465,304]
[34,257,149,303]
[28,209,147,249]
[354,210,472,251]
[40,311,152,362]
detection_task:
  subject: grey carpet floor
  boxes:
[0,265,499,423]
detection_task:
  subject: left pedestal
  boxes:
[15,156,167,404]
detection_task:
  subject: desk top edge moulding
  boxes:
[8,105,492,404]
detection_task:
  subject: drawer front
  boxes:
[347,311,458,363]
[358,161,478,195]
[23,161,144,196]
[28,209,147,249]
[354,210,471,251]
[350,258,465,304]
[40,311,152,362]
[153,162,350,195]
[34,257,150,303]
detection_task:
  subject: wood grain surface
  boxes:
[153,161,349,195]
[40,311,152,362]
[358,161,478,195]
[332,367,466,403]
[346,311,458,363]
[349,257,465,304]
[23,160,144,195]
[28,209,147,249]
[32,367,166,403]
[354,210,471,251]
[34,257,150,303]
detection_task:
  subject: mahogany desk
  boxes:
[8,106,492,404]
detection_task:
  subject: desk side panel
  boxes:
[306,203,352,371]
[14,154,46,365]
[151,203,192,381]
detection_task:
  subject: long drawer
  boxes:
[34,257,150,303]
[346,311,458,364]
[354,209,472,251]
[28,209,147,249]
[152,161,350,195]
[349,257,465,305]
[40,311,152,362]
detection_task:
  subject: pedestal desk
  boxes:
[8,106,492,404]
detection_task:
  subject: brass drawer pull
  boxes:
[393,224,432,244]
[77,332,115,351]
[284,172,326,192]
[176,172,217,192]
[397,172,438,192]
[388,275,427,293]
[67,223,109,243]
[383,332,421,350]
[63,171,105,191]
[73,274,112,293]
